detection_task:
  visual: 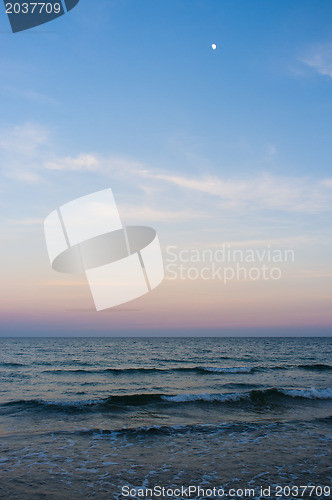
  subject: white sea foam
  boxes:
[280,387,332,399]
[161,392,245,403]
[162,387,332,403]
[202,366,252,373]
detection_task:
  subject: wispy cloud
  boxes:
[140,171,332,214]
[2,122,332,217]
[44,154,101,172]
[0,122,50,183]
[0,84,58,106]
[0,122,49,155]
[300,43,332,77]
[118,204,204,222]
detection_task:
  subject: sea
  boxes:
[0,337,331,499]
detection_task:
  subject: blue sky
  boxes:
[2,0,332,173]
[0,0,331,334]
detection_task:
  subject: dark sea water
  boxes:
[0,337,331,499]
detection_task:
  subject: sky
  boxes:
[0,0,332,336]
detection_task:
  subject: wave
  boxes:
[32,361,94,367]
[5,362,332,375]
[201,366,252,373]
[2,387,331,415]
[297,363,332,371]
[67,422,256,438]
[42,366,254,375]
[153,355,232,362]
[0,362,25,367]
[164,387,332,403]
[280,387,332,399]
[161,392,245,403]
[316,415,332,424]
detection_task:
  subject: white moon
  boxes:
[211,43,217,50]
